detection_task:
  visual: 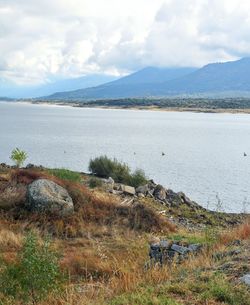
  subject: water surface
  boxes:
[1,101,250,212]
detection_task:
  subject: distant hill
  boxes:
[45,67,197,100]
[45,58,250,100]
[153,57,250,95]
[0,74,119,98]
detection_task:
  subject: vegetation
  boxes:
[47,168,82,183]
[89,177,103,188]
[38,97,250,111]
[0,164,249,305]
[0,232,63,304]
[10,148,27,168]
[89,155,147,187]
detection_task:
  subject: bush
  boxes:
[89,156,130,183]
[89,177,103,188]
[0,232,63,304]
[10,148,27,168]
[128,169,147,188]
[88,156,147,187]
[48,168,81,183]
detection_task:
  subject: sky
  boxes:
[1,0,250,85]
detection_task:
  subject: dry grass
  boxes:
[0,228,23,251]
[0,168,249,305]
[219,221,250,245]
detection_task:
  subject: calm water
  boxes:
[1,101,250,212]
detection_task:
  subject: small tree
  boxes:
[0,232,63,304]
[10,148,27,168]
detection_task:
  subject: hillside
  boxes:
[0,163,249,305]
[46,67,197,100]
[45,58,250,100]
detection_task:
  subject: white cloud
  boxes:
[1,0,250,85]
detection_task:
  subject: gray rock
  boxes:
[166,189,181,206]
[240,274,250,286]
[171,244,190,255]
[27,179,74,216]
[159,240,169,249]
[188,244,202,252]
[120,185,136,196]
[153,184,166,201]
[136,184,149,195]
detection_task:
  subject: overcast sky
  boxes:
[1,0,250,85]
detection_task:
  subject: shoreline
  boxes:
[23,100,250,114]
[2,100,250,114]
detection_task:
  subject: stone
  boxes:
[166,189,181,206]
[27,179,74,216]
[240,274,250,286]
[188,244,202,252]
[137,193,145,198]
[159,240,169,249]
[136,184,149,195]
[171,244,190,255]
[120,185,136,196]
[153,184,166,201]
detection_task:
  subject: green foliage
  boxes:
[88,156,147,187]
[10,148,27,168]
[48,168,81,182]
[89,155,130,183]
[89,177,103,188]
[0,232,63,304]
[128,169,147,188]
[201,274,250,305]
[109,285,181,305]
[204,226,219,247]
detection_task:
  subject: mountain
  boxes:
[153,57,250,95]
[45,67,197,100]
[45,58,250,100]
[0,74,119,98]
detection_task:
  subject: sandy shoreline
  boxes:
[32,101,250,114]
[3,100,250,114]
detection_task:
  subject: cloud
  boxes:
[1,0,250,85]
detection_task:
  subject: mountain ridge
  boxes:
[45,58,250,100]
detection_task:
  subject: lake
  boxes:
[1,101,250,212]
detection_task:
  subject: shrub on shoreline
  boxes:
[88,156,147,187]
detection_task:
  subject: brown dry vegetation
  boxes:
[0,168,250,305]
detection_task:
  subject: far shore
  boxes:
[2,99,250,114]
[30,100,250,114]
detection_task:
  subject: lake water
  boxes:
[1,101,250,213]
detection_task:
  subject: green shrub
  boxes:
[88,156,130,183]
[128,169,147,188]
[89,177,103,188]
[10,148,27,168]
[88,156,147,187]
[0,232,63,304]
[48,168,81,183]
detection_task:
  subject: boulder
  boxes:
[166,189,182,207]
[136,184,149,196]
[120,184,136,196]
[240,274,250,286]
[153,184,166,201]
[27,179,74,216]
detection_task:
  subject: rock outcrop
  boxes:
[147,239,202,267]
[27,179,74,216]
[135,181,199,209]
